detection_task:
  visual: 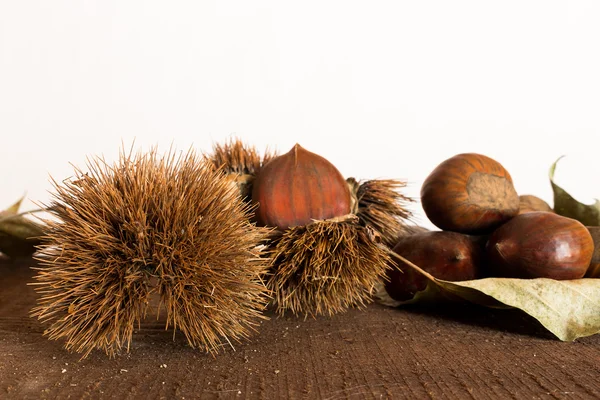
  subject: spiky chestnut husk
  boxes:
[347,178,414,246]
[206,137,277,201]
[31,147,270,358]
[266,215,391,316]
[250,144,410,316]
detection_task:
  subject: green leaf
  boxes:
[550,156,600,226]
[389,254,600,341]
[0,198,45,258]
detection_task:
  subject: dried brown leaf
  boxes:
[384,254,600,341]
[0,197,44,258]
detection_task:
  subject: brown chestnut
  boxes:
[587,263,600,278]
[585,226,600,278]
[420,153,519,234]
[385,231,483,301]
[518,194,553,214]
[486,212,593,280]
[252,144,351,230]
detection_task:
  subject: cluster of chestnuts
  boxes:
[385,153,597,302]
[31,140,597,359]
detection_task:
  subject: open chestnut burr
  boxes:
[209,139,413,316]
[206,137,278,202]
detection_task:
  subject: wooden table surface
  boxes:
[1,259,599,399]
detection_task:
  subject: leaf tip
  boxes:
[549,155,566,181]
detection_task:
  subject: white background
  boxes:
[1,1,599,228]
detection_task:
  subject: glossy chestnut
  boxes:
[252,144,351,230]
[385,231,483,301]
[420,153,519,234]
[486,212,593,280]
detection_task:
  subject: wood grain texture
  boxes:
[1,259,599,399]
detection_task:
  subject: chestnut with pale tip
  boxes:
[518,194,553,214]
[486,212,594,280]
[420,153,520,234]
[252,144,351,231]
